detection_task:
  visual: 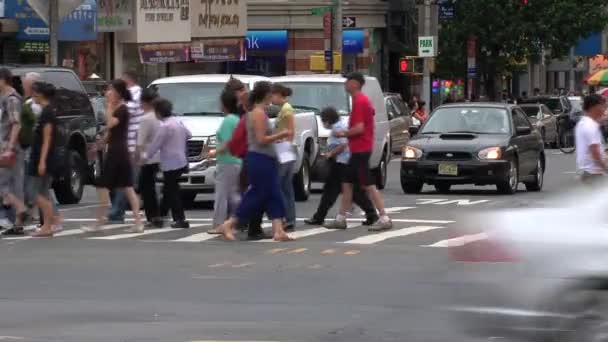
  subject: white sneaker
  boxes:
[126,225,144,234]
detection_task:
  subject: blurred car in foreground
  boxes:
[401,103,545,194]
[446,185,608,341]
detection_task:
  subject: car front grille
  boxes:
[187,140,205,159]
[426,152,473,161]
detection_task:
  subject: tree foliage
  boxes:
[436,0,608,98]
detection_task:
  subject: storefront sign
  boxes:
[98,0,133,31]
[6,0,96,41]
[342,29,364,54]
[139,43,190,64]
[191,0,247,38]
[18,41,49,54]
[191,38,246,62]
[246,30,288,51]
[135,0,190,43]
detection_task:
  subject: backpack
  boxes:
[19,100,36,148]
[228,116,247,158]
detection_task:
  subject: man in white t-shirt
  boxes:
[575,94,608,183]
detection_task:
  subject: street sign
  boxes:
[342,16,356,28]
[467,68,477,78]
[311,6,332,16]
[418,36,437,57]
[438,0,455,20]
[324,50,333,62]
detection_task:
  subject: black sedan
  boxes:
[400,103,545,194]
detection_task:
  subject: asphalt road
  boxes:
[0,150,577,342]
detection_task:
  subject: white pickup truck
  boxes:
[150,74,319,203]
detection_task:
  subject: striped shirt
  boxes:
[127,85,144,153]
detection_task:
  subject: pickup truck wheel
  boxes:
[54,150,85,204]
[374,149,389,190]
[293,153,311,202]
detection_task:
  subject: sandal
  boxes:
[31,229,54,238]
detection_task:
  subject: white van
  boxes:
[149,74,318,203]
[271,74,391,189]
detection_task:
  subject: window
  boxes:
[421,107,511,134]
[153,82,232,116]
[512,109,531,128]
[43,71,84,92]
[521,106,540,119]
[281,82,350,115]
[542,106,553,116]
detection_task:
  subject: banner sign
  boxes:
[97,0,133,32]
[139,43,190,64]
[191,38,246,62]
[6,0,96,41]
[18,41,49,54]
[191,0,247,38]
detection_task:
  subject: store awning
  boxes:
[0,19,19,36]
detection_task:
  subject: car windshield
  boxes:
[421,107,511,134]
[520,106,540,118]
[153,82,236,116]
[280,82,350,115]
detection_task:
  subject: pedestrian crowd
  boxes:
[0,69,392,241]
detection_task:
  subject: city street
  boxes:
[0,150,576,342]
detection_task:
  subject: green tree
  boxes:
[437,0,608,99]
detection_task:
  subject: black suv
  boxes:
[8,66,97,204]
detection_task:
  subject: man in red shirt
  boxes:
[326,72,392,231]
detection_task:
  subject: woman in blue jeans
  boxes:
[220,81,293,242]
[271,83,296,231]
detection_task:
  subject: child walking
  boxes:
[305,107,378,226]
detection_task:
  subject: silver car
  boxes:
[447,184,608,341]
[520,103,559,147]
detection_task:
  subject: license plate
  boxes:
[438,164,458,176]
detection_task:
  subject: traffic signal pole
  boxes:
[422,0,432,109]
[49,0,59,66]
[332,0,342,74]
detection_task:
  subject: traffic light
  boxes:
[399,57,415,73]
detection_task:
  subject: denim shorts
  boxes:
[30,175,53,200]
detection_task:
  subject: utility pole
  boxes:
[332,0,343,74]
[49,0,59,66]
[568,47,576,93]
[422,0,432,109]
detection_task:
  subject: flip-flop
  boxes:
[273,234,295,242]
[207,228,223,235]
[30,230,54,238]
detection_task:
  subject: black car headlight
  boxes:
[478,147,502,160]
[402,146,423,160]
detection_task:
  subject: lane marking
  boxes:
[308,264,323,269]
[1,224,134,240]
[384,206,415,213]
[62,217,447,224]
[416,198,489,206]
[288,248,308,254]
[88,228,175,240]
[344,250,361,256]
[321,249,336,255]
[267,248,288,254]
[208,263,230,268]
[232,262,255,268]
[341,226,444,245]
[58,204,101,212]
[88,224,210,240]
[424,233,488,248]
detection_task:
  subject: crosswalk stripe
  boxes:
[341,226,444,245]
[88,228,176,240]
[424,233,488,248]
[174,232,217,243]
[257,222,360,242]
[55,224,134,237]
